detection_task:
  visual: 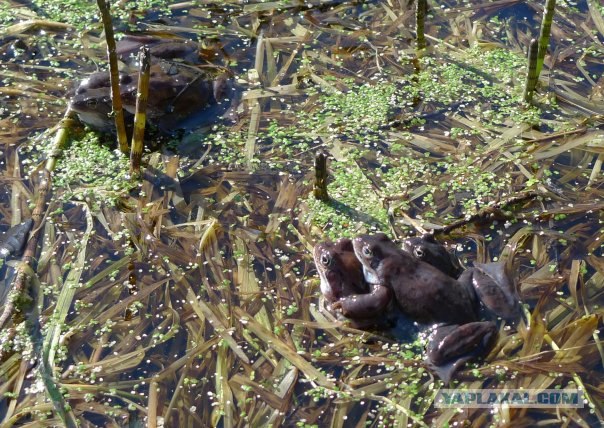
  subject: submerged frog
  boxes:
[341,233,519,382]
[70,36,233,134]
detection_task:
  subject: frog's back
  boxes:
[388,258,478,325]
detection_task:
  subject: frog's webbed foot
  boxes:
[425,321,497,382]
[459,262,521,322]
[425,355,473,384]
[332,283,392,319]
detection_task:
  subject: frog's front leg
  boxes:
[458,262,521,322]
[332,283,392,319]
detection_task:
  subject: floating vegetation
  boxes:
[0,0,603,426]
[52,133,132,206]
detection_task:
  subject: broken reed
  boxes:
[536,0,556,78]
[314,150,329,201]
[96,0,129,153]
[416,0,427,51]
[523,39,539,103]
[130,47,150,177]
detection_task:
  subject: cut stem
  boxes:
[130,47,150,177]
[523,38,539,103]
[314,150,329,202]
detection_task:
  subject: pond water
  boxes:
[0,0,603,426]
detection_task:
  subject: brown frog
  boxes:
[70,36,233,134]
[345,233,519,382]
[314,238,417,337]
[401,235,463,278]
[313,238,369,303]
[404,235,521,322]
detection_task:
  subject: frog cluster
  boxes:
[313,233,522,382]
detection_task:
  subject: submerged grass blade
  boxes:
[233,307,336,388]
[41,203,93,427]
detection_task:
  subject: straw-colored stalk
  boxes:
[535,0,556,78]
[96,0,129,153]
[523,38,539,103]
[130,47,150,177]
[416,0,427,51]
[314,150,329,201]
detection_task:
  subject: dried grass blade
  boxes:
[199,217,219,253]
[215,345,234,428]
[242,84,302,100]
[545,316,602,419]
[587,153,603,187]
[266,367,298,424]
[234,237,272,330]
[2,359,28,423]
[568,259,582,311]
[246,98,261,165]
[264,38,277,84]
[271,44,302,86]
[148,380,158,428]
[233,307,336,388]
[368,395,429,428]
[82,256,130,289]
[534,132,604,160]
[194,297,250,364]
[1,19,72,36]
[255,31,265,80]
[587,0,604,39]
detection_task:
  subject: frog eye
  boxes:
[320,253,331,266]
[413,247,424,259]
[362,246,372,257]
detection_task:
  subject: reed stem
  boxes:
[535,0,556,78]
[416,0,427,51]
[523,39,539,103]
[97,0,129,153]
[130,47,150,177]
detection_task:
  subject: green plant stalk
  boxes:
[416,0,427,51]
[97,0,129,154]
[535,0,556,78]
[130,47,150,177]
[523,39,539,103]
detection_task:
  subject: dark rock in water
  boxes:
[0,218,33,305]
[0,218,33,258]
